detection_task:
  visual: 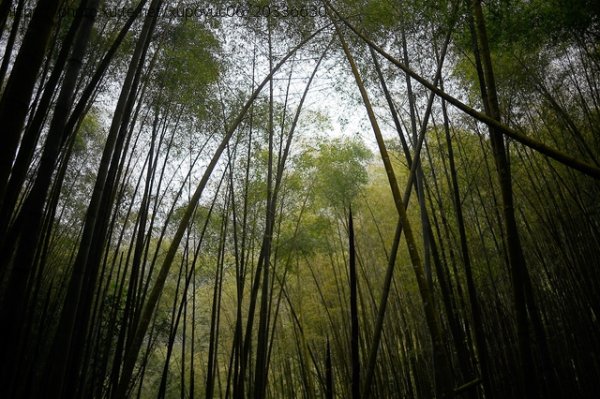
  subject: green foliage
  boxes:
[484,0,600,46]
[154,20,221,115]
[73,108,102,154]
[277,212,332,259]
[298,137,372,209]
[359,0,398,31]
[453,0,600,120]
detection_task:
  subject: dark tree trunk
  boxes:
[0,0,60,206]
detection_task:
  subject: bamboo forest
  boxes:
[1,0,600,398]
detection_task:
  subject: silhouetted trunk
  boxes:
[470,1,538,396]
[0,0,60,205]
[0,1,97,395]
[348,208,360,399]
[0,0,24,88]
[253,22,276,399]
[41,1,162,396]
[0,1,83,242]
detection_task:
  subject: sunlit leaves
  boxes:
[298,137,372,209]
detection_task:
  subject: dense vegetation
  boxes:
[0,0,599,398]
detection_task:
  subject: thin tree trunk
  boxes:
[347,208,360,399]
[441,88,492,397]
[114,27,327,398]
[253,21,276,399]
[325,338,333,399]
[329,11,453,397]
[326,2,600,179]
[470,1,539,396]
